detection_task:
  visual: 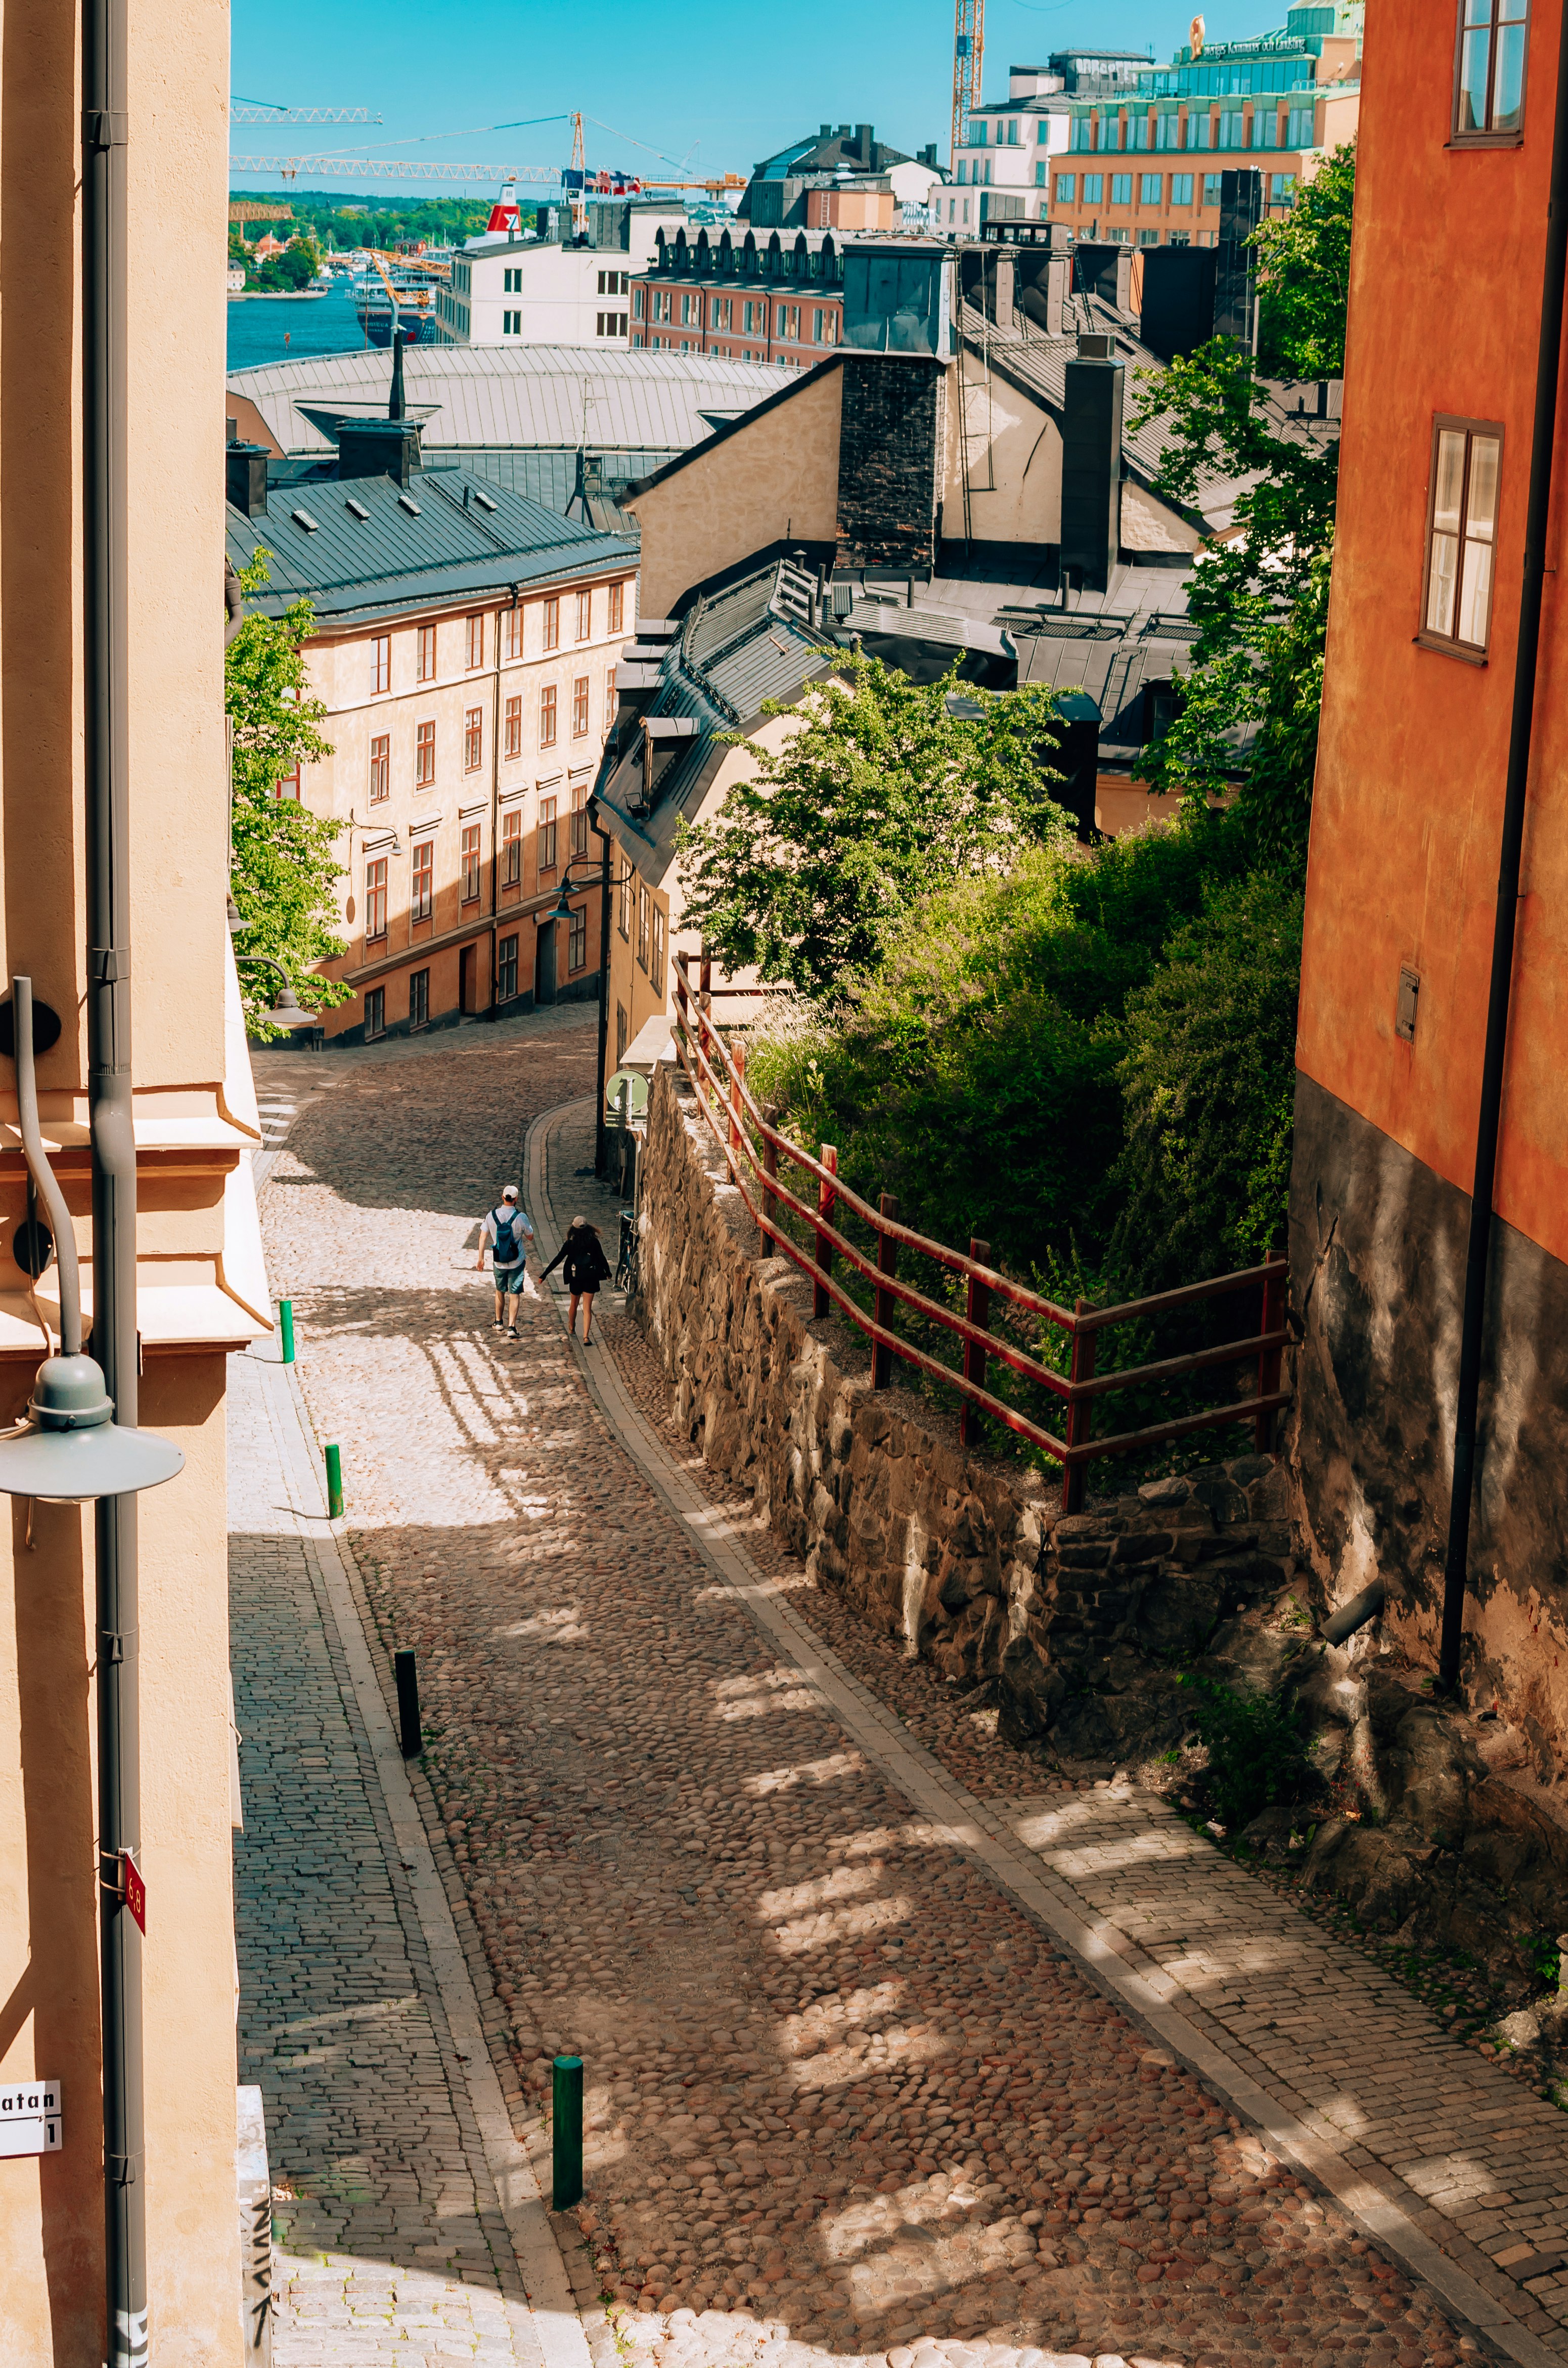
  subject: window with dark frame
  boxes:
[502,806,522,886]
[418,623,436,682]
[498,934,519,1001]
[542,596,560,651]
[504,695,522,759]
[465,612,485,670]
[618,864,633,939]
[570,781,588,858]
[1455,0,1529,140]
[572,675,590,737]
[1421,418,1503,656]
[412,837,434,922]
[364,986,385,1040]
[608,580,624,633]
[539,795,558,872]
[637,882,650,971]
[416,719,436,787]
[461,823,482,903]
[567,902,587,974]
[505,605,523,661]
[369,734,390,803]
[365,857,388,941]
[372,633,391,694]
[651,902,665,997]
[576,589,592,642]
[540,684,558,747]
[410,968,430,1030]
[464,705,483,772]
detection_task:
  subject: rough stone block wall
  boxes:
[634,1071,1298,1762]
[834,356,944,575]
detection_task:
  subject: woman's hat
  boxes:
[570,1214,585,1228]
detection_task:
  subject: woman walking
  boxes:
[542,1215,613,1344]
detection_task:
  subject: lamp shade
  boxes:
[0,1354,185,1502]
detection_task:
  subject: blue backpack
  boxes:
[493,1206,523,1262]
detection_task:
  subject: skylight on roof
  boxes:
[398,493,421,516]
[471,488,497,511]
[344,497,370,520]
[291,507,321,533]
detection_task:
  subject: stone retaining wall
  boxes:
[633,1070,1303,1765]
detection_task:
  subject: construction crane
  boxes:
[230,103,382,123]
[952,0,984,164]
[640,173,746,194]
[230,155,560,185]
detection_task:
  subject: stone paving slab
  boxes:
[250,1030,1471,2368]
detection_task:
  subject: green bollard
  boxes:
[552,2054,584,2210]
[279,1298,296,1365]
[325,1443,344,1518]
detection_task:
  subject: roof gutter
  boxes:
[1438,11,1568,1694]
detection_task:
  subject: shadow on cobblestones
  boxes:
[256,1041,1469,2368]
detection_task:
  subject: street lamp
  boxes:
[235,951,320,1033]
[0,978,184,1503]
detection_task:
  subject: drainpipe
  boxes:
[1439,16,1568,1696]
[589,800,612,1177]
[84,0,147,2357]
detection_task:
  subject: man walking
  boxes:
[476,1185,534,1338]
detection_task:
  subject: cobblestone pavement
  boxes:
[242,1033,1519,2368]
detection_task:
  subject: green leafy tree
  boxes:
[225,552,349,1038]
[676,655,1070,998]
[1255,143,1356,378]
[1108,867,1305,1291]
[1128,144,1354,872]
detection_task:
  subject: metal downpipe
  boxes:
[1439,15,1568,1695]
[83,0,146,2354]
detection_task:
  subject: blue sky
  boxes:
[229,0,1286,196]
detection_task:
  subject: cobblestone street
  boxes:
[235,1015,1568,2368]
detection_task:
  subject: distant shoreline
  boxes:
[228,290,332,303]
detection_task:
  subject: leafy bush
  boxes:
[1179,1673,1310,1831]
[1109,868,1304,1295]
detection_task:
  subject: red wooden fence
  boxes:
[671,954,1289,1506]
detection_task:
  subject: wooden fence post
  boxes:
[1256,1242,1287,1453]
[730,1039,746,1157]
[814,1146,837,1319]
[961,1238,992,1450]
[873,1194,899,1389]
[761,1115,779,1251]
[1062,1299,1097,1512]
[698,943,712,1091]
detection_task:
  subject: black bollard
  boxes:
[394,1649,422,1758]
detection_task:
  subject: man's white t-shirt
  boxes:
[482,1204,534,1269]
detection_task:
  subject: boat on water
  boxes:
[352,270,441,348]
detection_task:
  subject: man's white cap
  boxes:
[502,1185,519,1201]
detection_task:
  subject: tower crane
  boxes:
[951,0,984,164]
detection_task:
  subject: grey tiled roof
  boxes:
[226,465,636,629]
[227,345,795,458]
[593,557,838,888]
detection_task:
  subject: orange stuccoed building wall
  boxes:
[1292,0,1568,1745]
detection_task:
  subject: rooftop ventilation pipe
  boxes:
[1440,9,1568,1695]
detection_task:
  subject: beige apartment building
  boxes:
[226,433,637,1041]
[2,0,270,2361]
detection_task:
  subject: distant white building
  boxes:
[943,64,1072,236]
[435,199,690,349]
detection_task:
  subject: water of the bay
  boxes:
[227,279,368,373]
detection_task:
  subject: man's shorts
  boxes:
[495,1263,528,1298]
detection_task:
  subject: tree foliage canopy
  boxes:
[1128,143,1354,872]
[225,551,348,1037]
[675,655,1070,999]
